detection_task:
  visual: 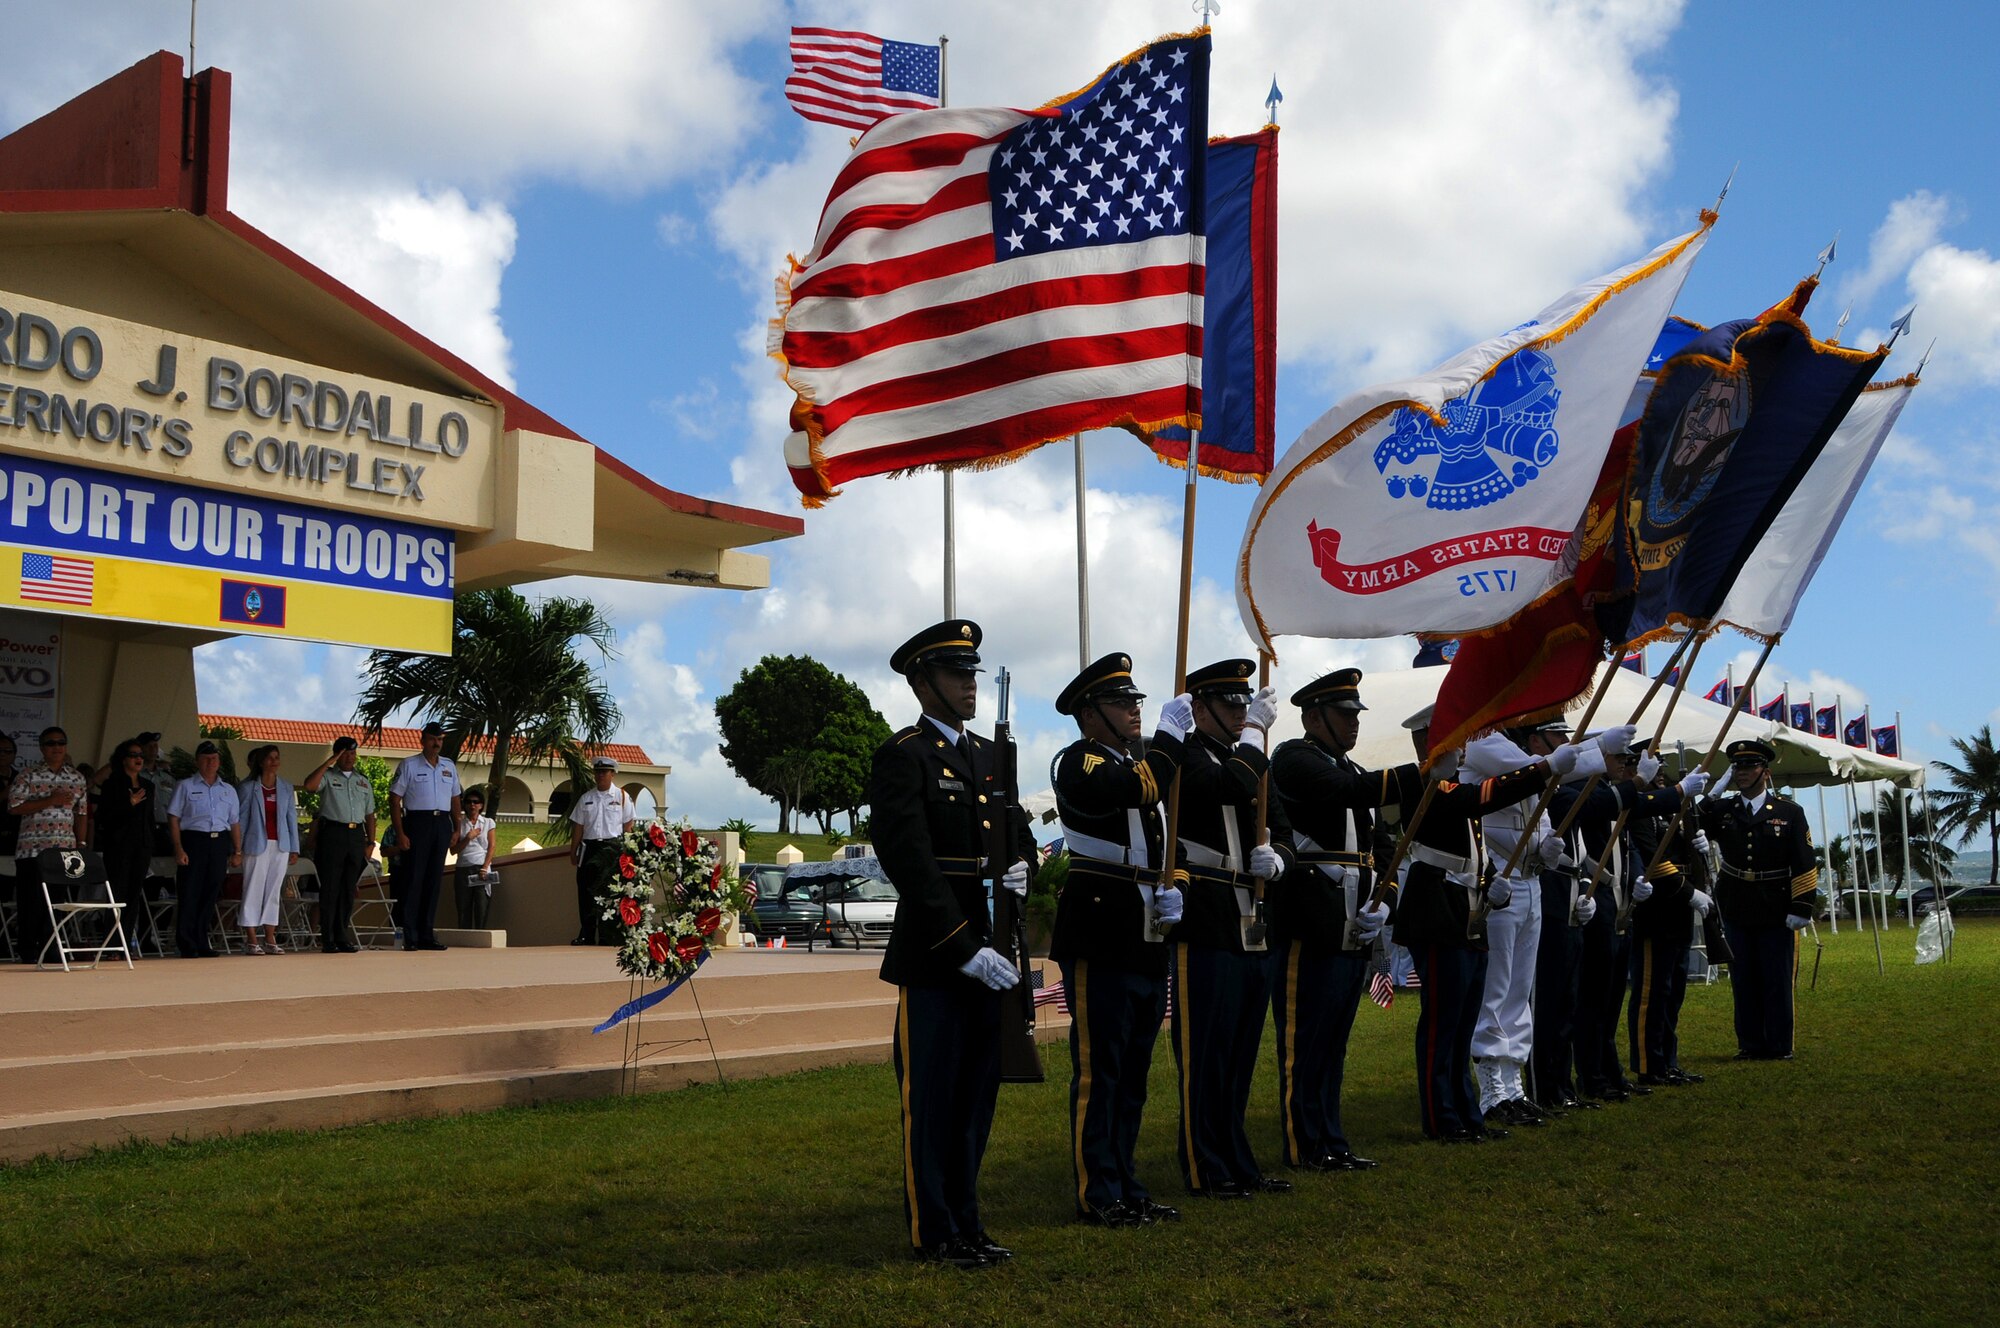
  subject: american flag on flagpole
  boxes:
[20,552,94,605]
[775,31,1210,504]
[787,28,941,132]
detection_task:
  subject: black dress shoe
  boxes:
[1076,1201,1140,1228]
[1665,1068,1704,1085]
[1254,1176,1294,1194]
[341,944,362,954]
[1618,1078,1652,1096]
[914,1237,992,1269]
[419,941,449,951]
[571,936,593,946]
[1439,1127,1483,1144]
[1474,1124,1511,1141]
[1507,1099,1547,1126]
[1135,1200,1181,1224]
[1328,1151,1379,1170]
[1634,1072,1672,1087]
[968,1231,1013,1261]
[1194,1180,1253,1199]
[1529,1098,1567,1119]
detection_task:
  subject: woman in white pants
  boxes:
[238,745,300,954]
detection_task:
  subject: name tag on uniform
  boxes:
[938,778,965,792]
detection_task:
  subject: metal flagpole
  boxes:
[1919,772,1951,962]
[1848,775,1884,974]
[1866,710,1889,934]
[1811,693,1838,933]
[938,34,956,617]
[1074,434,1091,669]
[1897,711,1913,927]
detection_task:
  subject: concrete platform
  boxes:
[0,946,1066,1163]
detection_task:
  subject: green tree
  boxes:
[1849,787,1956,888]
[804,680,893,834]
[715,655,847,833]
[353,588,620,818]
[1932,726,2000,886]
[170,721,244,784]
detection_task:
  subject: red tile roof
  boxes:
[198,715,655,767]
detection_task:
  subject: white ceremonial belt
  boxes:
[1180,838,1228,869]
[1410,844,1475,876]
[1061,823,1136,867]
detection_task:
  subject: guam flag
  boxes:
[1704,678,1731,707]
[1151,126,1277,482]
[1873,723,1899,758]
[1599,282,1885,644]
[1816,703,1837,738]
[1843,714,1869,748]
[1790,701,1812,731]
[1758,691,1788,722]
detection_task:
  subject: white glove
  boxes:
[1355,901,1390,940]
[1000,860,1030,896]
[958,946,1021,990]
[1243,686,1278,733]
[1537,836,1567,869]
[1691,830,1711,855]
[1594,723,1639,755]
[1679,769,1711,799]
[1486,878,1510,906]
[1575,895,1598,925]
[1637,753,1661,783]
[1786,913,1812,931]
[1565,743,1608,782]
[1248,843,1284,879]
[1156,693,1195,743]
[1632,875,1654,903]
[1546,743,1579,778]
[1154,884,1185,926]
[1690,889,1713,917]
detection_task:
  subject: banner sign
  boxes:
[0,451,451,653]
[0,611,59,752]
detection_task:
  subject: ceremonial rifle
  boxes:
[1244,652,1274,951]
[988,667,1043,1084]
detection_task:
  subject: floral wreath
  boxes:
[597,818,731,983]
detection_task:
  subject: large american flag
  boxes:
[20,552,93,606]
[787,28,941,132]
[776,32,1210,503]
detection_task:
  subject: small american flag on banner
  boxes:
[787,27,941,132]
[1368,970,1395,1010]
[20,552,93,605]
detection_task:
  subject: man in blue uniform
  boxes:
[1697,738,1816,1060]
[167,740,242,958]
[1269,668,1418,1172]
[389,721,462,951]
[871,620,1038,1270]
[1166,658,1290,1200]
[1629,761,1713,1085]
[1051,653,1192,1228]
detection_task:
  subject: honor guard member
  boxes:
[1530,745,1603,1116]
[302,736,376,953]
[569,758,636,945]
[389,722,463,951]
[870,621,1037,1270]
[1393,706,1616,1142]
[1460,721,1604,1127]
[1628,756,1712,1085]
[1564,738,1703,1101]
[1166,658,1291,1200]
[166,740,242,959]
[1697,738,1816,1060]
[1051,653,1194,1228]
[1269,668,1421,1172]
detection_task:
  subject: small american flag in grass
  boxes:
[1368,971,1395,1010]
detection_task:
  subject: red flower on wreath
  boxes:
[680,829,701,857]
[647,932,671,964]
[648,823,668,849]
[710,861,724,888]
[618,897,642,927]
[673,934,705,965]
[619,854,637,880]
[695,906,723,937]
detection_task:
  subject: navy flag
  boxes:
[1600,282,1885,644]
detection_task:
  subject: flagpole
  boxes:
[1644,635,1779,876]
[1810,689,1837,933]
[1074,434,1091,669]
[1545,632,1702,852]
[1157,429,1201,899]
[1919,772,1951,961]
[1488,640,1636,885]
[938,34,956,618]
[1849,774,1884,974]
[1896,710,1913,927]
[1866,708,1889,934]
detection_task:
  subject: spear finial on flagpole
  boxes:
[1713,162,1739,213]
[1833,304,1852,344]
[1887,306,1915,351]
[1193,0,1222,23]
[1265,75,1282,127]
[1814,231,1839,279]
[1916,338,1936,377]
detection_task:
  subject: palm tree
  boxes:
[1849,787,1956,888]
[354,588,621,818]
[1931,726,2000,886]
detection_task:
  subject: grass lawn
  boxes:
[4,921,1995,1326]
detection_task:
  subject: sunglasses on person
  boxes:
[40,737,67,748]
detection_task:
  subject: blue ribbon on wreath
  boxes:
[592,951,709,1034]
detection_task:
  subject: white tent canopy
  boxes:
[1273,663,1924,789]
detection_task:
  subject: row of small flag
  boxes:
[1698,678,1900,756]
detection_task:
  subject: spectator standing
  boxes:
[138,731,176,855]
[303,736,373,953]
[96,740,157,958]
[168,741,241,959]
[568,757,633,945]
[390,721,461,951]
[237,746,299,955]
[452,789,497,929]
[8,726,89,964]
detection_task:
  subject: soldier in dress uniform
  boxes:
[1050,653,1194,1228]
[1696,737,1816,1060]
[871,620,1038,1269]
[1628,760,1714,1086]
[1392,706,1617,1142]
[1165,658,1291,1200]
[1268,668,1419,1171]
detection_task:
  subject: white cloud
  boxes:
[1838,190,1952,313]
[1904,241,2000,388]
[193,640,370,723]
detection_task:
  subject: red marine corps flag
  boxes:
[774,32,1211,505]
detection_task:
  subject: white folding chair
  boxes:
[350,859,399,950]
[0,896,17,962]
[39,858,132,972]
[281,858,321,951]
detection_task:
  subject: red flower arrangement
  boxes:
[597,818,733,984]
[618,897,643,927]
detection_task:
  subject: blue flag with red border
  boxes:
[1872,724,1899,757]
[1790,701,1812,731]
[1759,692,1787,722]
[1844,715,1868,748]
[1150,126,1276,481]
[1816,704,1837,738]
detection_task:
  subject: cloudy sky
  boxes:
[4,0,1995,830]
